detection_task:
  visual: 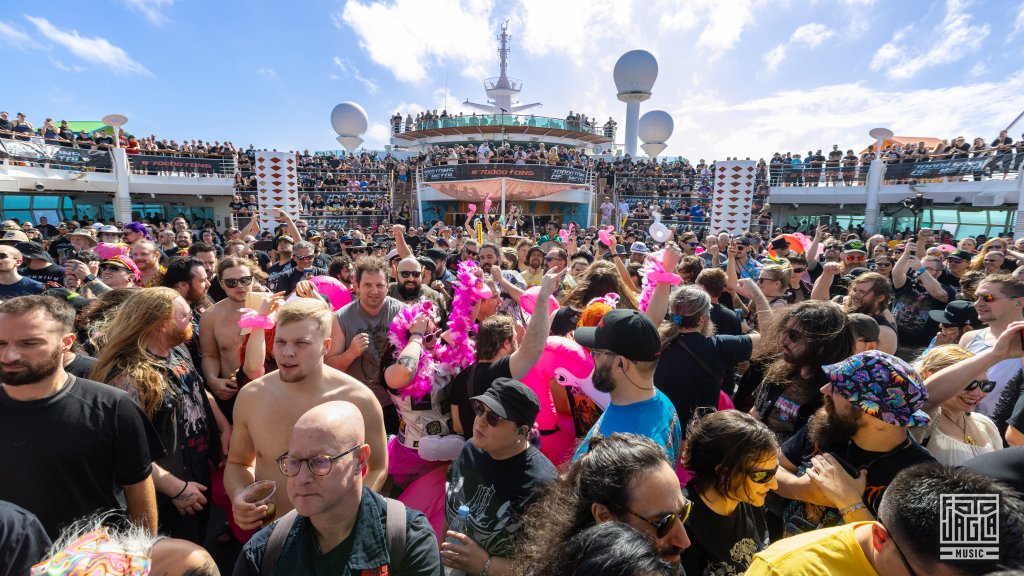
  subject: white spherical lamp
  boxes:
[330,102,368,151]
[638,110,673,144]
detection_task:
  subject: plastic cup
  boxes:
[241,480,277,522]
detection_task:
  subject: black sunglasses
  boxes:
[99,264,125,273]
[749,466,779,484]
[620,501,693,539]
[296,255,315,262]
[400,270,421,278]
[471,399,507,427]
[965,379,997,393]
[464,249,479,257]
[223,275,254,288]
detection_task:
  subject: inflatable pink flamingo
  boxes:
[522,336,596,466]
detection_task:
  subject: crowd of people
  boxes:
[390,109,616,137]
[2,203,1024,576]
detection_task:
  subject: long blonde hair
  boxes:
[915,344,975,378]
[91,287,180,417]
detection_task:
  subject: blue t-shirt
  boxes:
[0,277,44,300]
[573,390,682,465]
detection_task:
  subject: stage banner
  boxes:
[885,157,994,180]
[253,151,299,232]
[710,160,756,236]
[0,138,112,169]
[129,154,223,174]
[424,179,582,201]
[421,164,586,185]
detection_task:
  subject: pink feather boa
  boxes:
[639,251,682,313]
[387,261,480,400]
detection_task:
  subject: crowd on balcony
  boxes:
[390,109,617,136]
[0,110,238,158]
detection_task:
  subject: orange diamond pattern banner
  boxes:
[710,160,756,236]
[254,151,299,232]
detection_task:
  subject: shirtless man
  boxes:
[226,297,388,531]
[199,256,254,421]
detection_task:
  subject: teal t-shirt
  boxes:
[573,390,682,465]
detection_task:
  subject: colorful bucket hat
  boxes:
[822,350,930,427]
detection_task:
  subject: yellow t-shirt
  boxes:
[520,266,543,287]
[745,522,878,576]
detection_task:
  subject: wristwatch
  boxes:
[84,274,97,283]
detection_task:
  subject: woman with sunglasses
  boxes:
[680,410,779,576]
[912,344,1008,466]
[443,379,557,576]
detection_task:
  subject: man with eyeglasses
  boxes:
[227,298,388,533]
[199,256,257,420]
[772,351,936,538]
[461,240,480,263]
[517,433,692,568]
[234,401,440,575]
[388,256,445,309]
[268,240,328,297]
[892,244,956,360]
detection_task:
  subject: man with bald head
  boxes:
[0,245,43,299]
[388,256,446,310]
[226,298,388,534]
[234,401,441,575]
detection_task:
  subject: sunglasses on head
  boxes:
[965,379,997,393]
[400,270,421,278]
[223,275,254,288]
[749,466,779,484]
[620,501,693,539]
[471,399,507,427]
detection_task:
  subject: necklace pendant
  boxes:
[964,433,977,446]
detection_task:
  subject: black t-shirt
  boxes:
[450,357,512,438]
[709,302,742,336]
[268,266,328,295]
[445,442,558,558]
[20,264,65,288]
[780,422,936,536]
[892,281,956,347]
[154,346,213,486]
[654,333,752,433]
[64,353,97,379]
[0,375,163,538]
[681,495,769,576]
[0,500,51,576]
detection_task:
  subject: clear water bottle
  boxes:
[445,505,472,576]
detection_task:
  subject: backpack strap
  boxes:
[260,509,299,576]
[385,497,407,569]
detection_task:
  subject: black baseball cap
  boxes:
[471,378,541,426]
[573,308,661,362]
[425,248,448,261]
[948,249,973,261]
[843,240,867,253]
[929,300,978,327]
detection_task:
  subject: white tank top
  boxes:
[965,329,1023,417]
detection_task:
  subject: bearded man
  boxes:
[387,256,445,311]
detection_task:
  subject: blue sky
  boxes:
[1,0,1022,161]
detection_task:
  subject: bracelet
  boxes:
[409,332,425,338]
[917,267,927,275]
[838,502,866,517]
[173,481,189,499]
[481,556,492,576]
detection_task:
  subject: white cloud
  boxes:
[656,0,760,61]
[763,45,786,71]
[0,20,32,46]
[968,61,987,77]
[122,0,175,26]
[365,122,391,147]
[48,56,84,73]
[514,0,639,67]
[1012,2,1024,39]
[763,22,834,72]
[871,0,990,80]
[25,15,152,76]
[339,0,495,83]
[332,56,379,94]
[257,67,278,79]
[790,23,835,48]
[664,71,1024,161]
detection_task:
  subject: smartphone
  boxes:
[1019,329,1024,352]
[253,240,275,251]
[818,215,830,227]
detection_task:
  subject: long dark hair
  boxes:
[521,521,675,576]
[516,434,668,571]
[684,410,779,502]
[761,300,854,401]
